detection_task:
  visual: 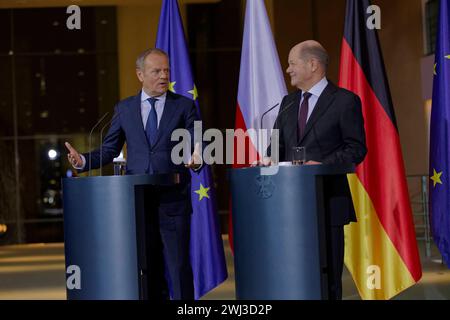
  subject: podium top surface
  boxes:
[229,163,355,177]
[63,173,185,186]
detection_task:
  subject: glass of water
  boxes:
[292,147,306,165]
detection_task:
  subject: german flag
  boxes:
[339,0,422,299]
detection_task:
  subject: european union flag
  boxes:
[155,0,228,299]
[430,0,450,267]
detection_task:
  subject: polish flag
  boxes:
[230,0,287,250]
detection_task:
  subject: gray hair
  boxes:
[300,45,329,68]
[136,48,168,70]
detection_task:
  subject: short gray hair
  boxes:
[136,48,168,70]
[300,45,329,68]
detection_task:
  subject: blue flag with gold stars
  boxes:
[430,0,450,267]
[156,0,227,299]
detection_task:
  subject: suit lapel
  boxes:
[299,82,337,145]
[153,91,178,147]
[284,91,302,146]
[131,92,149,144]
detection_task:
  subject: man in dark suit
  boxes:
[266,40,367,299]
[65,48,201,300]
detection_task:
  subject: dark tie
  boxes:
[298,92,312,140]
[145,97,158,146]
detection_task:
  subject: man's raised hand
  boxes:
[65,142,83,168]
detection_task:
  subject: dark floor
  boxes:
[0,237,448,299]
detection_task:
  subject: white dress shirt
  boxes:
[300,77,329,122]
[141,90,166,129]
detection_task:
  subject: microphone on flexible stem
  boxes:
[88,112,109,176]
[259,100,296,161]
[99,111,121,176]
[272,100,296,130]
[260,103,280,133]
[259,103,280,163]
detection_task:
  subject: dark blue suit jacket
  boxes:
[82,90,199,216]
[269,81,367,226]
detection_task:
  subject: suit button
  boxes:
[150,151,154,155]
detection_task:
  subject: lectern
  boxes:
[229,164,354,300]
[62,174,181,300]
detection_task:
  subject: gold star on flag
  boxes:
[445,55,450,59]
[169,81,176,93]
[194,183,210,201]
[188,85,198,100]
[431,169,443,187]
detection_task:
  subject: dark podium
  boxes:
[229,164,354,300]
[62,174,181,300]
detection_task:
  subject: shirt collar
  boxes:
[306,77,328,98]
[141,90,167,102]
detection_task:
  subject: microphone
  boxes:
[261,100,296,160]
[99,109,121,176]
[273,100,296,130]
[260,103,280,134]
[259,100,297,133]
[259,103,280,161]
[88,112,109,176]
[256,100,296,165]
[271,100,297,163]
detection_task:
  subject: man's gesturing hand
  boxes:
[65,142,83,168]
[185,142,203,170]
[251,157,272,167]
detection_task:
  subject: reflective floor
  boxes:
[0,237,449,300]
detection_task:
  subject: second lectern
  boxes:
[229,164,354,300]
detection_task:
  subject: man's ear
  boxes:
[136,69,144,82]
[310,59,318,73]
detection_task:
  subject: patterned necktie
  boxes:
[298,92,312,141]
[145,97,158,146]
